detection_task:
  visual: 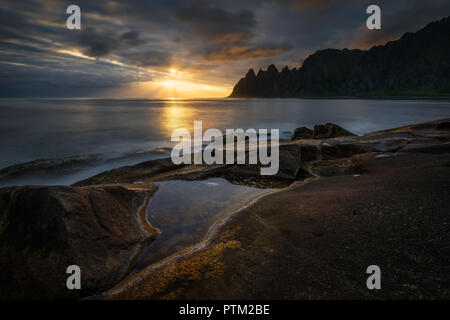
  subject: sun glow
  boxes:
[155,79,230,98]
[105,79,230,99]
[160,103,196,136]
[104,66,231,99]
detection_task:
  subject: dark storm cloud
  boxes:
[123,49,173,67]
[199,42,293,62]
[352,0,450,48]
[121,31,145,46]
[73,28,173,68]
[173,4,256,43]
[0,7,61,43]
[294,0,335,8]
[0,61,149,98]
[0,8,29,36]
[76,28,120,57]
[74,28,146,57]
[172,3,294,63]
[0,0,449,97]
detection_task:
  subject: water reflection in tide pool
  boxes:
[133,178,273,271]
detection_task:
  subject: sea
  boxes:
[0,98,449,186]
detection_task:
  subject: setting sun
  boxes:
[154,79,230,98]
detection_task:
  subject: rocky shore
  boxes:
[0,118,449,299]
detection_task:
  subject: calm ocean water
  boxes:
[0,98,449,185]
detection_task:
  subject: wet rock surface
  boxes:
[0,155,101,183]
[73,158,181,186]
[292,123,355,141]
[0,118,449,299]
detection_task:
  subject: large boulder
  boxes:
[0,185,156,299]
[313,123,355,139]
[292,123,355,141]
[291,127,313,140]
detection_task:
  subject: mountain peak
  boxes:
[230,16,450,98]
[245,68,256,79]
[267,64,278,73]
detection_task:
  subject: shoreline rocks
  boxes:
[292,123,355,141]
[0,118,449,299]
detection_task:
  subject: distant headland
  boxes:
[229,16,450,98]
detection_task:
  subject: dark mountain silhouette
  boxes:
[230,16,450,97]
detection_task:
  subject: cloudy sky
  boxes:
[0,0,449,98]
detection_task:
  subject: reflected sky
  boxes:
[133,178,273,270]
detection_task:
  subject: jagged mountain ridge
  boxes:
[230,16,450,97]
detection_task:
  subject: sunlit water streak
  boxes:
[0,98,449,186]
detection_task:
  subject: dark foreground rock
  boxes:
[0,155,102,185]
[291,123,355,141]
[0,184,157,299]
[73,157,180,187]
[292,126,313,140]
[103,151,450,300]
[312,123,356,139]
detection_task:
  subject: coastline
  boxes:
[0,117,449,299]
[228,95,450,100]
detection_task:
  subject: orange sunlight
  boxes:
[152,79,230,99]
[105,67,232,99]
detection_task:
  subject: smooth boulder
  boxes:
[291,127,313,140]
[0,185,154,299]
[312,123,355,139]
[292,123,355,141]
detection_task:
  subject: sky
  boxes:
[0,0,449,98]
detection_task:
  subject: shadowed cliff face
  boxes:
[230,16,450,97]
